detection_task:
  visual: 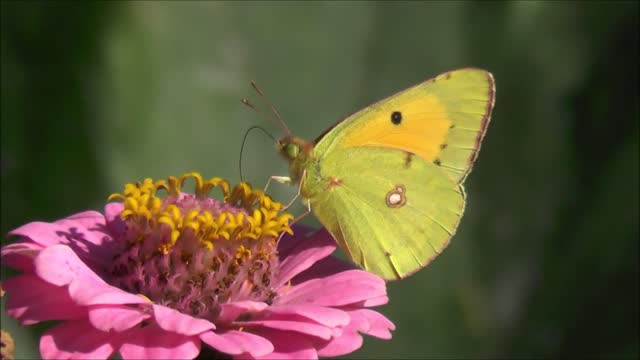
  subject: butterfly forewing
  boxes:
[313,68,495,184]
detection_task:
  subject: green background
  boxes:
[1,1,638,359]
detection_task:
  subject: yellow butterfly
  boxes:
[270,68,495,280]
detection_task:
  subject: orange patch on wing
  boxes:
[340,95,451,161]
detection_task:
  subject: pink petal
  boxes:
[8,212,114,270]
[35,244,104,286]
[34,244,147,306]
[276,224,315,259]
[240,319,332,340]
[56,213,116,271]
[265,304,349,328]
[276,228,337,288]
[0,241,43,272]
[360,295,389,307]
[104,202,126,239]
[119,323,200,360]
[152,304,215,336]
[314,330,363,357]
[279,270,386,307]
[8,220,88,247]
[104,202,124,222]
[289,255,356,286]
[311,309,395,357]
[88,305,151,332]
[3,274,86,325]
[62,210,106,228]
[217,301,269,323]
[40,319,116,359]
[347,309,396,339]
[312,309,395,357]
[239,329,317,360]
[200,330,273,357]
[68,280,149,306]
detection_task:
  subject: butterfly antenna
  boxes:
[250,81,292,138]
[241,98,284,139]
[239,125,278,183]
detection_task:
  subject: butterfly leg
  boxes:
[281,169,306,211]
[263,175,292,194]
[277,198,311,244]
[289,198,311,226]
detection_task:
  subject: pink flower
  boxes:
[1,173,394,359]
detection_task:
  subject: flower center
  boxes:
[107,173,292,321]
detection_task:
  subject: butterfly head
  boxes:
[277,136,312,161]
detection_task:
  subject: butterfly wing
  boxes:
[313,68,495,184]
[303,146,465,280]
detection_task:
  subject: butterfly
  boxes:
[270,68,495,281]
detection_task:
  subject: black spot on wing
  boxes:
[391,111,402,125]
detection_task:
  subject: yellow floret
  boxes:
[108,173,293,253]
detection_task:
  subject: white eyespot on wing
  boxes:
[386,185,407,208]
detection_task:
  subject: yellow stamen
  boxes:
[108,173,292,253]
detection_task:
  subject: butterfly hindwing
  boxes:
[303,146,465,280]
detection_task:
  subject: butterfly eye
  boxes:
[284,143,300,158]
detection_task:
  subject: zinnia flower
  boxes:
[1,173,394,359]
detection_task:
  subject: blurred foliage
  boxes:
[1,1,637,359]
